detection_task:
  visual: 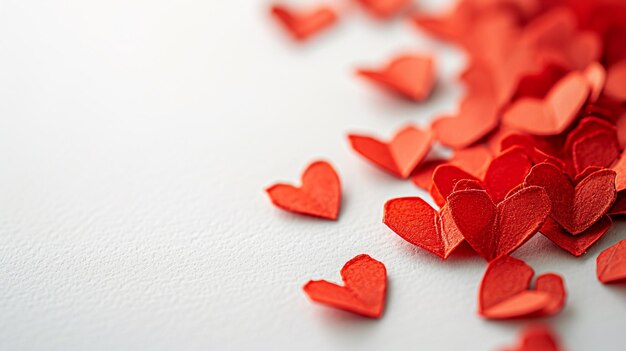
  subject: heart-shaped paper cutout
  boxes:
[431,146,532,206]
[447,187,551,261]
[571,131,621,175]
[383,197,463,259]
[524,162,616,234]
[266,161,340,219]
[540,216,612,257]
[431,82,499,149]
[479,256,566,319]
[356,0,409,18]
[348,125,433,178]
[597,238,626,284]
[270,4,337,41]
[357,55,435,101]
[303,254,386,318]
[563,117,619,176]
[502,71,590,135]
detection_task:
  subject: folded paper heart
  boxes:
[303,254,386,318]
[266,161,341,219]
[348,125,432,178]
[540,216,612,257]
[357,55,435,101]
[502,71,590,135]
[431,66,499,149]
[431,146,533,206]
[596,238,626,284]
[356,0,409,19]
[479,256,566,320]
[447,187,551,261]
[383,197,463,259]
[270,4,337,41]
[524,162,616,235]
[563,117,620,176]
[501,325,562,351]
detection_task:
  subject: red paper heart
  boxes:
[270,4,337,41]
[597,238,626,284]
[540,216,612,257]
[571,131,621,175]
[502,326,562,351]
[357,55,435,101]
[431,146,532,206]
[383,197,463,259]
[479,256,566,319]
[356,0,409,18]
[303,254,386,318]
[524,163,616,235]
[266,161,340,219]
[447,187,551,261]
[563,117,620,175]
[431,66,499,149]
[502,71,590,135]
[348,125,433,178]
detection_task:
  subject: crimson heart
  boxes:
[524,162,616,234]
[266,161,340,220]
[383,197,463,259]
[303,254,386,318]
[447,187,551,261]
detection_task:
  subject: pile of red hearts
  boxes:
[266,0,626,348]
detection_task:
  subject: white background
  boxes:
[1,1,625,350]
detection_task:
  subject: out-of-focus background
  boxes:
[0,1,624,350]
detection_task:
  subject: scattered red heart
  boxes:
[303,254,386,318]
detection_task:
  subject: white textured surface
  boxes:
[0,1,625,350]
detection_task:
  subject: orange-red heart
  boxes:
[447,187,551,261]
[524,162,616,235]
[303,254,386,318]
[502,71,590,135]
[270,4,337,41]
[357,55,435,102]
[348,125,432,178]
[266,161,340,220]
[479,256,566,319]
[383,197,463,259]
